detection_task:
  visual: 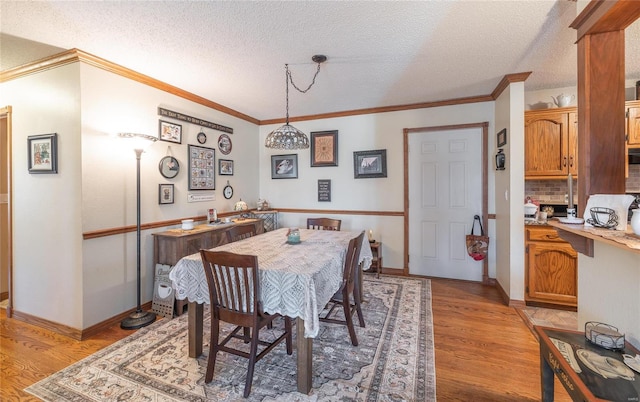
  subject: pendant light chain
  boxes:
[287,62,322,94]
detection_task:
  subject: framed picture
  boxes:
[158,184,174,204]
[310,130,338,167]
[219,159,234,175]
[497,128,507,147]
[28,133,58,174]
[271,154,298,179]
[158,156,180,179]
[188,144,215,190]
[218,134,232,155]
[318,179,331,202]
[353,149,387,179]
[158,120,182,144]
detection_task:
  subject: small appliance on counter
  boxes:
[524,198,538,223]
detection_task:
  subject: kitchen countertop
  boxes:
[547,220,640,256]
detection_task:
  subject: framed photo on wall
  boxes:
[158,184,174,204]
[271,154,298,179]
[310,130,338,167]
[158,120,182,144]
[219,159,233,175]
[188,144,215,190]
[497,128,507,147]
[28,133,58,174]
[353,149,387,179]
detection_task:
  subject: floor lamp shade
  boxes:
[119,133,157,330]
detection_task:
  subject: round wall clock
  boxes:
[218,134,232,155]
[223,183,233,199]
[197,131,207,144]
[159,156,180,179]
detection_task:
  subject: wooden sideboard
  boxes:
[153,218,264,266]
[152,219,264,316]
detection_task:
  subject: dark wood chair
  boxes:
[200,250,293,397]
[307,217,341,231]
[226,224,257,243]
[319,231,365,346]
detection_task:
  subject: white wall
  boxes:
[258,103,497,276]
[0,61,261,329]
[495,82,526,302]
[0,63,85,327]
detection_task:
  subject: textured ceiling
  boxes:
[2,1,640,121]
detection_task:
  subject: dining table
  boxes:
[169,227,373,394]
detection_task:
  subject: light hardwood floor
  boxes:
[0,278,571,401]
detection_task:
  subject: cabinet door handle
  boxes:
[569,155,574,168]
[563,156,567,167]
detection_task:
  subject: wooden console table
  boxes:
[535,325,640,401]
[152,218,264,315]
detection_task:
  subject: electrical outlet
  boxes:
[564,194,569,203]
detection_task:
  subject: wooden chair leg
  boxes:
[284,317,293,355]
[352,287,366,328]
[342,296,358,346]
[206,319,220,383]
[244,326,260,397]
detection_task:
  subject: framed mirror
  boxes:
[159,156,180,179]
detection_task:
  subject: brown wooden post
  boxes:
[571,1,640,215]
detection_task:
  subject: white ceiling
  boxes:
[2,1,640,122]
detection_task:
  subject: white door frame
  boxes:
[1,106,13,316]
[403,122,489,283]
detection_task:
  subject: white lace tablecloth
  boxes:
[169,228,372,337]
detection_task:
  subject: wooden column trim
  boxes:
[575,17,627,215]
[571,1,640,40]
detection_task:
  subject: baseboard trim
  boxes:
[495,280,526,308]
[9,302,154,340]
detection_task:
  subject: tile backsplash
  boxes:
[525,164,640,204]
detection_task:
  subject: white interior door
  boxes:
[408,127,483,281]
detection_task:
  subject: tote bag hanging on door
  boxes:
[466,215,489,261]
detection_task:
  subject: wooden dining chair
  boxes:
[307,217,342,231]
[226,224,257,243]
[200,250,293,397]
[319,231,365,346]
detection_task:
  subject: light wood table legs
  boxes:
[188,301,203,358]
[296,317,313,394]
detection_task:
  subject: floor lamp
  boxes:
[119,132,157,330]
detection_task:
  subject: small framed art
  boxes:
[310,130,338,167]
[158,156,180,179]
[271,154,298,179]
[219,159,233,175]
[188,144,215,190]
[28,133,58,174]
[497,128,507,147]
[158,120,182,144]
[353,149,387,179]
[159,184,174,204]
[318,179,331,202]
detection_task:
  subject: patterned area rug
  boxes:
[26,276,435,401]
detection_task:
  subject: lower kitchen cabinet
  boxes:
[525,226,578,309]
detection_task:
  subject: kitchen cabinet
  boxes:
[525,107,578,178]
[627,102,640,146]
[525,226,577,309]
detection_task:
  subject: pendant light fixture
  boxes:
[265,55,327,150]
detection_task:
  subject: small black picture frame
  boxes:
[318,179,331,202]
[219,159,233,175]
[271,154,298,179]
[497,128,507,147]
[353,149,387,179]
[159,184,174,204]
[158,120,182,144]
[28,133,58,174]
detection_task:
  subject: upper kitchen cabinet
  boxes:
[627,101,640,146]
[525,107,578,179]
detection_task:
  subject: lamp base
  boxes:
[120,309,156,330]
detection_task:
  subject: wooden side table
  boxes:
[535,325,640,401]
[368,241,382,278]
